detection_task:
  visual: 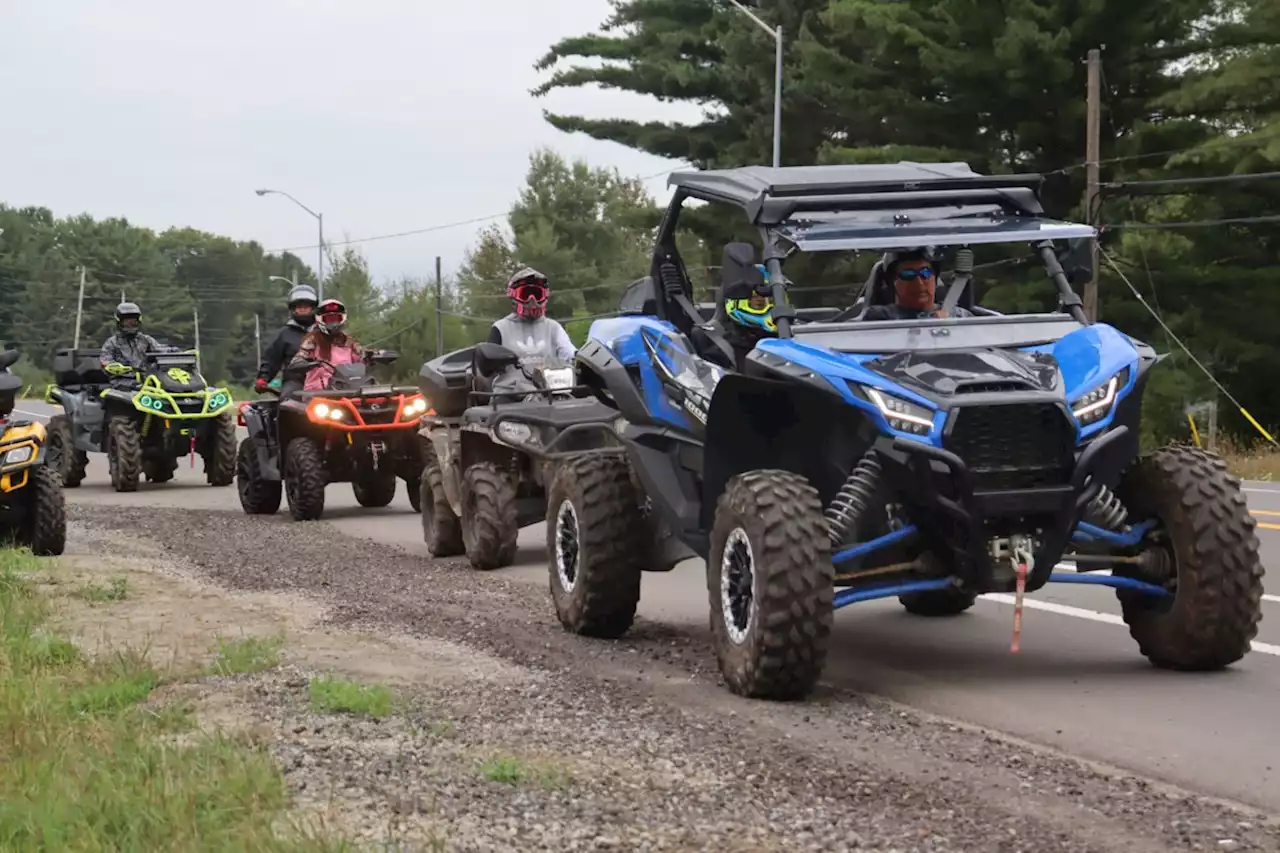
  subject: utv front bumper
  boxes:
[871,421,1136,593]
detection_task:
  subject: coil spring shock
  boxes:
[1083,485,1128,531]
[826,453,883,545]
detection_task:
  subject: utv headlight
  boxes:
[865,387,935,435]
[401,397,429,419]
[1072,368,1129,425]
[2,445,33,466]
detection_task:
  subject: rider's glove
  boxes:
[104,361,132,376]
[255,377,269,392]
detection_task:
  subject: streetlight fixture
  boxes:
[723,0,782,168]
[255,188,325,300]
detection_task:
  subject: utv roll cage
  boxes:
[635,162,1096,339]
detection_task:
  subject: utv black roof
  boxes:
[667,162,1048,226]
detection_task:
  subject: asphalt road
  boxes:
[16,398,1280,813]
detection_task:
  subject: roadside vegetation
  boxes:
[0,547,349,852]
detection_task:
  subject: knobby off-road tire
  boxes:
[420,446,463,556]
[407,476,422,513]
[460,461,517,570]
[284,436,326,521]
[205,412,238,487]
[107,416,142,493]
[899,586,977,617]
[46,415,87,488]
[708,469,834,701]
[236,437,281,515]
[24,465,66,556]
[1117,445,1264,670]
[546,454,644,639]
[352,472,397,508]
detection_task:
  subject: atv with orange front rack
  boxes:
[235,349,429,520]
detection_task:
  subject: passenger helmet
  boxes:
[316,298,347,336]
[507,267,549,320]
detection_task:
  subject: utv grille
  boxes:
[357,405,398,425]
[955,381,1030,394]
[946,403,1073,490]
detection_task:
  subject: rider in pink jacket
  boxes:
[289,298,365,391]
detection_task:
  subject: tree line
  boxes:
[4,0,1280,443]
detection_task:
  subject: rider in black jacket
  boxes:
[255,284,318,392]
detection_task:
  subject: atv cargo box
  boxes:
[53,348,109,387]
[418,346,479,418]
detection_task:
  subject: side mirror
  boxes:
[1058,237,1094,285]
[0,348,19,371]
[472,342,520,378]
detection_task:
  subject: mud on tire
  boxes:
[205,412,238,486]
[284,436,326,521]
[352,472,397,507]
[237,437,281,514]
[708,469,833,701]
[1116,445,1264,670]
[24,464,66,556]
[421,445,463,557]
[107,416,142,493]
[460,461,517,570]
[546,454,644,638]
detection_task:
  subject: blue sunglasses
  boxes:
[896,267,935,281]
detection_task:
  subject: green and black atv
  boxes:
[44,346,238,492]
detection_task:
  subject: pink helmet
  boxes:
[507,267,549,319]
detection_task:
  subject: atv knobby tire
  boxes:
[352,472,397,507]
[1117,444,1263,670]
[237,437,281,514]
[421,447,463,557]
[284,436,326,521]
[107,416,142,493]
[23,464,66,556]
[708,469,833,701]
[899,586,977,617]
[407,476,422,513]
[460,461,517,570]
[546,454,644,638]
[205,412,237,486]
[46,415,86,488]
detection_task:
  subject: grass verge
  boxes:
[208,633,286,676]
[1216,436,1280,482]
[308,675,393,719]
[0,547,349,851]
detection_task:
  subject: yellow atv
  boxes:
[0,348,66,555]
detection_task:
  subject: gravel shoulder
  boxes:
[56,504,1280,852]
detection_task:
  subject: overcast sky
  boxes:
[0,1,701,285]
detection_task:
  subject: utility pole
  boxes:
[725,0,783,167]
[73,266,86,348]
[254,314,261,367]
[193,306,201,372]
[434,256,443,357]
[1083,47,1102,322]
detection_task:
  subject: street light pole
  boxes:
[724,0,782,168]
[255,188,325,301]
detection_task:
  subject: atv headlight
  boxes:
[137,394,170,413]
[1072,368,1129,425]
[401,396,429,419]
[312,402,344,421]
[2,445,32,466]
[865,387,935,435]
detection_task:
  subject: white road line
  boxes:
[981,593,1280,657]
[13,408,49,420]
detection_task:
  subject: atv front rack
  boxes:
[484,409,626,462]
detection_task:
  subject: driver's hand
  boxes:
[932,308,950,318]
[105,361,131,375]
[255,378,269,392]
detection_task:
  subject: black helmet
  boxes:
[287,284,318,328]
[115,302,142,338]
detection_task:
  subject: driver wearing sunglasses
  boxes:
[486,267,576,362]
[862,247,972,321]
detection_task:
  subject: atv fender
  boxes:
[56,391,107,454]
[241,404,281,480]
